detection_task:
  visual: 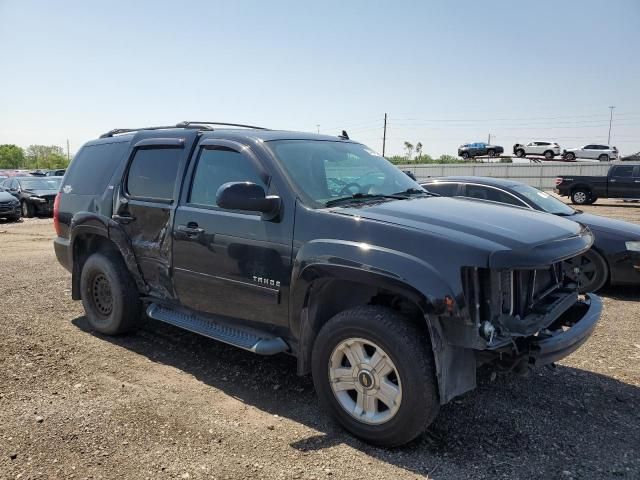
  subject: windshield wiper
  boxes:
[324,193,406,207]
[392,187,435,197]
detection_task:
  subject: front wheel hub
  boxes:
[328,338,402,425]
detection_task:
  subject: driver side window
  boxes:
[189,147,266,208]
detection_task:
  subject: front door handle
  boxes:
[177,223,205,236]
[112,214,136,224]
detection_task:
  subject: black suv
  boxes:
[54,122,602,446]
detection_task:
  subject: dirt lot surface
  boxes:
[1,201,639,479]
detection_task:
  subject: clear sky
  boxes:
[1,0,639,157]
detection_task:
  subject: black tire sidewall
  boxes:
[571,189,589,205]
[80,252,138,335]
[311,308,438,447]
[516,149,525,157]
[577,250,608,293]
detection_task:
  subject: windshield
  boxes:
[19,177,62,190]
[267,140,423,207]
[511,184,576,215]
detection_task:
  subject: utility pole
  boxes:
[66,139,70,162]
[487,133,491,144]
[607,106,615,145]
[316,124,320,134]
[382,113,387,157]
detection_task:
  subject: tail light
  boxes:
[53,193,61,235]
[555,177,563,185]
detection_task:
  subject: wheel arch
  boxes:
[290,241,477,404]
[69,213,146,300]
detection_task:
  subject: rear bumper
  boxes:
[529,293,602,365]
[54,236,72,272]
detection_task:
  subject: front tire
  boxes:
[311,306,439,447]
[487,149,496,157]
[544,150,554,160]
[565,152,576,161]
[571,189,590,205]
[461,152,470,159]
[564,249,608,293]
[21,201,35,218]
[80,251,142,335]
[598,154,609,162]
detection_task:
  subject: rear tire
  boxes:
[564,249,608,293]
[311,305,439,447]
[80,251,142,335]
[544,150,554,160]
[515,149,525,158]
[571,189,590,205]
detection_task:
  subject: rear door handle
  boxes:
[177,223,204,236]
[112,214,136,224]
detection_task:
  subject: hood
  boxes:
[336,197,593,268]
[25,189,58,197]
[572,212,640,238]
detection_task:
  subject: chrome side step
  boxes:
[146,303,288,355]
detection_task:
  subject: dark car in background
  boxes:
[422,176,640,292]
[457,142,504,159]
[0,188,21,221]
[0,176,62,217]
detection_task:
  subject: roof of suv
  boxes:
[89,125,357,147]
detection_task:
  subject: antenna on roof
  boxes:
[339,130,350,140]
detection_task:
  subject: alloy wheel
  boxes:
[328,337,402,425]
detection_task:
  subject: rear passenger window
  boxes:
[189,147,266,207]
[611,166,634,177]
[423,183,458,196]
[63,141,129,195]
[127,147,182,200]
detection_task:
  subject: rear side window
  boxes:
[423,182,458,196]
[189,147,265,207]
[63,141,129,195]
[126,148,182,200]
[611,165,634,178]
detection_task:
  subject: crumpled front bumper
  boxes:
[529,293,602,366]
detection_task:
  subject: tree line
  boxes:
[0,144,70,170]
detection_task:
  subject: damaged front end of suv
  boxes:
[456,226,602,380]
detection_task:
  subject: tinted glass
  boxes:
[511,184,575,215]
[63,141,130,195]
[465,185,525,206]
[611,165,634,177]
[267,140,419,207]
[127,147,182,200]
[189,148,265,207]
[423,182,458,196]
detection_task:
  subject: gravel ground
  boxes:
[1,201,639,480]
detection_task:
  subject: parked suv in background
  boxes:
[53,122,601,446]
[457,142,504,159]
[513,141,561,159]
[563,144,619,161]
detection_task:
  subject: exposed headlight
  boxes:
[625,241,640,251]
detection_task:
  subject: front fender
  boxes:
[290,239,460,335]
[289,239,477,404]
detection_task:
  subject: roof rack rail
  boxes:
[175,121,269,130]
[99,121,268,139]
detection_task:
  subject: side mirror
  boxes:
[216,182,280,220]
